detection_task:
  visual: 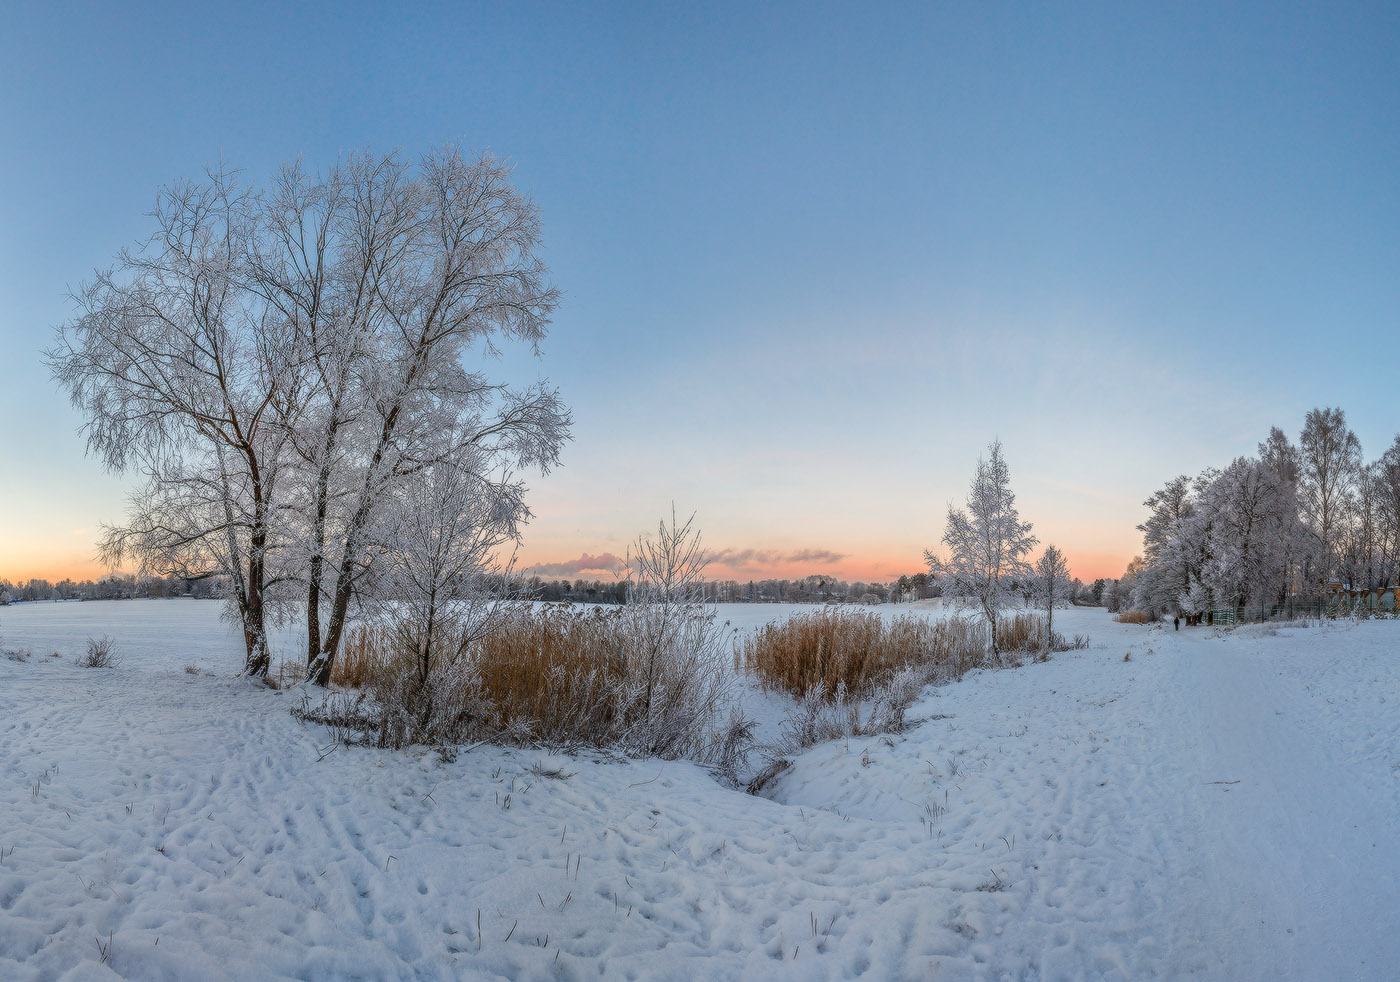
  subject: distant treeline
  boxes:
[0,574,223,604]
[523,572,1104,606]
[2,569,1107,609]
[520,573,920,605]
[1102,407,1400,619]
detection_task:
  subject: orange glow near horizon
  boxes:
[513,545,1131,588]
[0,551,110,586]
[3,535,1133,587]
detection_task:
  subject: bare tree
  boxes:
[49,167,296,676]
[1299,406,1361,587]
[1379,436,1400,592]
[1032,544,1073,644]
[928,440,1038,653]
[244,158,373,671]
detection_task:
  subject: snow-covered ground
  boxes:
[2,602,1397,979]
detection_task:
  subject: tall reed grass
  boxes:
[1114,611,1153,624]
[740,609,990,701]
[323,603,738,762]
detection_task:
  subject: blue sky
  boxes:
[2,1,1397,582]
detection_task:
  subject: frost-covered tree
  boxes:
[50,148,570,684]
[1132,475,1196,617]
[1031,544,1073,643]
[1200,457,1292,609]
[373,452,528,686]
[1257,426,1311,604]
[1178,576,1210,621]
[365,449,530,739]
[1131,469,1222,619]
[928,440,1038,653]
[49,168,297,676]
[299,149,569,687]
[1299,407,1361,586]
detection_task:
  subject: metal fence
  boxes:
[1205,594,1397,626]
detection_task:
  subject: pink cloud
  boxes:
[708,546,849,568]
[527,552,624,577]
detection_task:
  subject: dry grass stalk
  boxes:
[1114,611,1153,624]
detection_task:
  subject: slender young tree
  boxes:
[368,448,528,738]
[623,508,734,758]
[1032,544,1073,645]
[928,440,1038,653]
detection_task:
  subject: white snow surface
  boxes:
[2,601,1398,980]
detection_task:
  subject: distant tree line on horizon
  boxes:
[3,568,1108,609]
[0,573,222,604]
[1101,406,1400,620]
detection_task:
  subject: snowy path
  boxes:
[1166,626,1400,979]
[1,609,1397,979]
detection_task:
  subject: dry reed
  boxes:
[1114,611,1153,624]
[995,612,1046,652]
[332,624,388,688]
[741,609,989,702]
[325,603,734,757]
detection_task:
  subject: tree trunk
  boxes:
[242,567,270,677]
[243,464,272,679]
[304,441,337,671]
[309,360,420,687]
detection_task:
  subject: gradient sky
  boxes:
[2,1,1398,586]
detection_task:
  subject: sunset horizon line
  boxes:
[1,546,1129,591]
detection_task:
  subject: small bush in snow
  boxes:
[1114,611,1153,625]
[79,635,119,668]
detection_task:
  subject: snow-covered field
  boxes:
[2,601,1398,980]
